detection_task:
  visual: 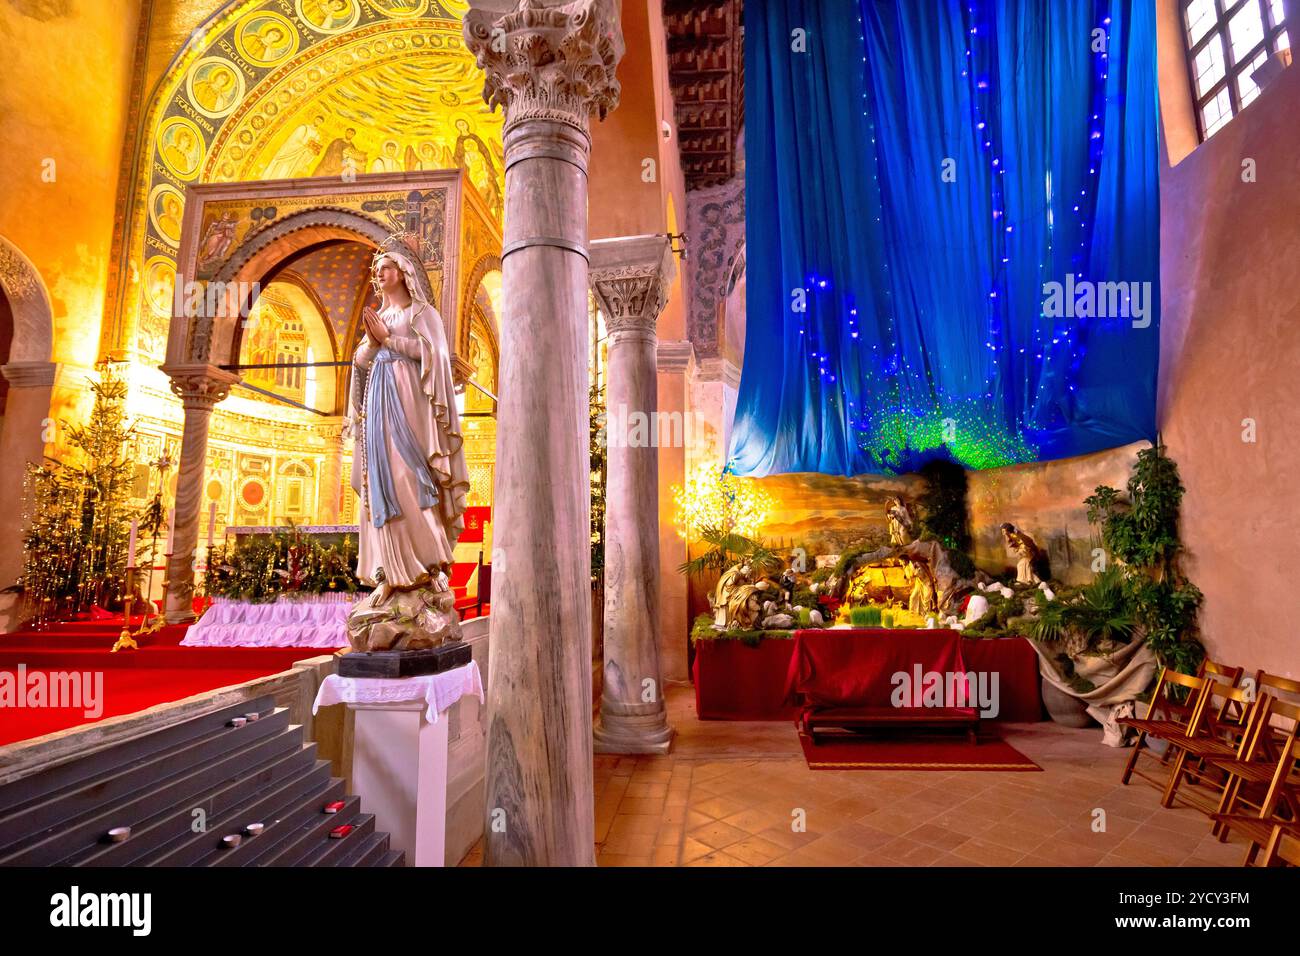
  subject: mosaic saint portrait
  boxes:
[235,12,299,67]
[143,257,177,318]
[296,0,361,34]
[148,184,186,246]
[186,58,245,119]
[157,117,205,181]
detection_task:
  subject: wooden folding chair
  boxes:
[1207,694,1300,862]
[1251,672,1300,748]
[1173,659,1245,723]
[1160,680,1261,812]
[1119,669,1210,790]
[1262,823,1300,867]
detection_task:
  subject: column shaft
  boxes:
[465,0,624,867]
[590,237,676,754]
[162,365,237,623]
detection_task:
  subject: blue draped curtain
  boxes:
[730,0,1160,476]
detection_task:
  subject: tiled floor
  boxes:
[460,685,1250,867]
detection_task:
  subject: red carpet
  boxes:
[0,621,330,748]
[798,730,1042,772]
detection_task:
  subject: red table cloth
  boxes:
[783,629,967,709]
[692,638,802,720]
[693,631,1042,722]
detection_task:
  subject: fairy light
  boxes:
[671,463,775,542]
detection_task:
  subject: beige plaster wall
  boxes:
[1157,62,1300,678]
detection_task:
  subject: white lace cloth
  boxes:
[312,661,483,724]
[181,594,356,648]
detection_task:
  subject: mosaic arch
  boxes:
[116,0,501,362]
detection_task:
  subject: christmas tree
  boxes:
[20,362,139,623]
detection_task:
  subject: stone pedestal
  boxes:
[465,0,624,867]
[348,700,450,867]
[0,361,57,590]
[162,364,238,623]
[590,235,676,755]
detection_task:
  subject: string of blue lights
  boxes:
[729,0,1161,477]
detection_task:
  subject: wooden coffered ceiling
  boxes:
[663,0,744,190]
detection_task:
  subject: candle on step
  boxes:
[127,519,138,569]
[207,501,217,550]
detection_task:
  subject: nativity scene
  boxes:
[0,0,1297,900]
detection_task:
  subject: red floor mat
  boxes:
[798,731,1042,771]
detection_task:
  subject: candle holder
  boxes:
[113,567,139,653]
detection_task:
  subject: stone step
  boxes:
[0,695,277,818]
[79,750,329,867]
[0,720,302,865]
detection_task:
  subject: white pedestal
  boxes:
[348,700,450,868]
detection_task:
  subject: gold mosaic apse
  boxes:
[115,0,500,362]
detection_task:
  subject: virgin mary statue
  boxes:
[349,240,470,600]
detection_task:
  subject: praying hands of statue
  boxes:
[362,306,390,346]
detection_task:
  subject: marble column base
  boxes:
[593,700,674,755]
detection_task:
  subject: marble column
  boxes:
[161,363,238,624]
[318,422,345,524]
[655,340,695,683]
[0,361,57,589]
[465,0,624,867]
[590,236,676,754]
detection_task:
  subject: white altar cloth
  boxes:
[181,594,356,648]
[312,661,483,723]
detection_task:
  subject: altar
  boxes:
[693,629,1043,723]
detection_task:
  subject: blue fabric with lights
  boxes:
[731,0,1160,476]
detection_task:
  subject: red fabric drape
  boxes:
[783,629,967,708]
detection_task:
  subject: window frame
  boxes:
[1182,0,1291,140]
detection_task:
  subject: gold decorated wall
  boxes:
[107,0,499,365]
[90,0,506,548]
[0,0,141,374]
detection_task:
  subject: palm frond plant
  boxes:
[678,526,781,578]
[1031,568,1135,649]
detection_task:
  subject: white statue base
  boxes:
[313,662,483,867]
[350,700,449,867]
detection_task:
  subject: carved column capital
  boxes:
[589,235,676,336]
[161,363,239,411]
[464,0,625,135]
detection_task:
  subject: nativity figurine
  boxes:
[886,496,916,546]
[712,559,775,631]
[1000,522,1049,586]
